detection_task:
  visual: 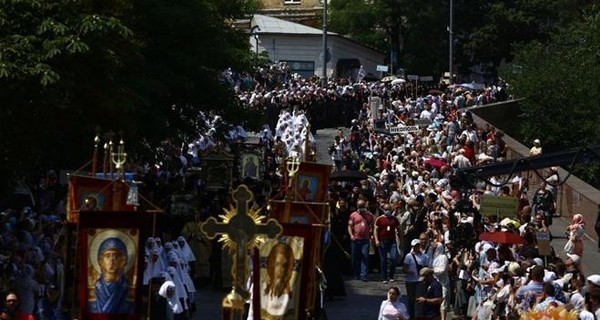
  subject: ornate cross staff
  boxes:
[200,185,282,318]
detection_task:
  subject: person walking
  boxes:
[415,268,443,320]
[348,200,374,282]
[403,239,429,320]
[377,286,409,320]
[374,203,400,283]
[564,213,585,257]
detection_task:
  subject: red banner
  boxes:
[67,175,135,223]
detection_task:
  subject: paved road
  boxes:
[194,127,599,320]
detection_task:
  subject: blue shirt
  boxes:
[516,280,543,300]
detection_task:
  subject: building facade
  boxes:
[258,0,323,27]
[251,14,385,81]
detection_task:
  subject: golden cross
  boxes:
[200,185,282,302]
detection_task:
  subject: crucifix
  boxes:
[200,184,283,319]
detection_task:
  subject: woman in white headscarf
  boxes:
[166,266,188,313]
[144,250,165,285]
[176,236,196,266]
[432,243,450,320]
[168,252,196,301]
[157,280,185,320]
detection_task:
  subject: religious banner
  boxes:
[258,236,304,320]
[253,223,323,320]
[239,149,263,180]
[199,148,234,191]
[78,211,152,320]
[294,162,330,203]
[269,201,328,225]
[67,175,135,224]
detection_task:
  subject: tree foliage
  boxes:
[0,0,256,193]
[502,5,600,186]
[329,0,591,77]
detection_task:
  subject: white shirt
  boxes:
[378,299,409,320]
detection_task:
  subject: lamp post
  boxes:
[448,0,454,84]
[321,0,328,88]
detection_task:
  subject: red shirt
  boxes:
[349,210,374,240]
[17,312,34,320]
[463,144,475,163]
[375,215,400,240]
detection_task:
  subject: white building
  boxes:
[250,14,385,81]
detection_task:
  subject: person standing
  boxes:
[4,292,34,320]
[35,284,66,320]
[377,286,409,320]
[532,181,555,227]
[348,200,374,282]
[403,239,429,320]
[564,214,585,257]
[374,203,400,283]
[415,268,443,320]
[529,139,542,156]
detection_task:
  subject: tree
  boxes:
[503,5,600,186]
[0,0,257,195]
[454,0,591,78]
[329,0,447,75]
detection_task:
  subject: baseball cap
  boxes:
[566,253,580,265]
[418,267,434,281]
[411,239,420,247]
[533,257,544,267]
[587,274,600,287]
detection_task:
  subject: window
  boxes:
[285,61,314,79]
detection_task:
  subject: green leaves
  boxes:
[0,0,256,190]
[504,6,600,154]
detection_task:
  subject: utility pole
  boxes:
[448,0,454,84]
[321,0,328,88]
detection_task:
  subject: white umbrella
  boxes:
[391,78,406,85]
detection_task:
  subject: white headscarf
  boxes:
[143,250,165,285]
[158,281,184,314]
[168,252,196,294]
[166,266,188,301]
[177,236,196,263]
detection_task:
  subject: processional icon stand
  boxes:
[200,184,283,320]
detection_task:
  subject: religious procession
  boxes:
[1,62,600,320]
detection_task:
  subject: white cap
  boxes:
[411,239,421,247]
[566,253,581,265]
[534,139,540,144]
[533,257,544,267]
[587,274,600,287]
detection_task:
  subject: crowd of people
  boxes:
[0,172,206,320]
[320,87,600,320]
[1,61,599,320]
